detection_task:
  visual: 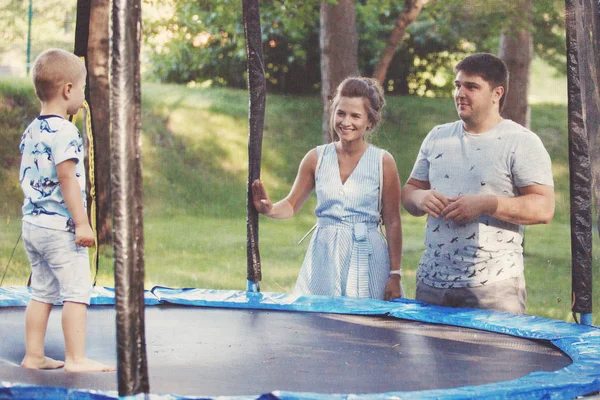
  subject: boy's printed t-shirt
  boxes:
[19,115,86,233]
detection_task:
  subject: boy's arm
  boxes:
[56,159,95,247]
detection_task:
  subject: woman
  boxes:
[252,77,403,300]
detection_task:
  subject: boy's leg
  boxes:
[21,299,64,369]
[25,224,115,373]
[62,301,115,372]
[21,222,64,369]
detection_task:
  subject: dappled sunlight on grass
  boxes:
[167,108,248,174]
[524,222,600,323]
[142,215,312,291]
[551,164,570,223]
[528,58,567,105]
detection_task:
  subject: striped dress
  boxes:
[293,143,390,299]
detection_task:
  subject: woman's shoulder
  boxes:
[315,142,334,152]
[366,143,389,158]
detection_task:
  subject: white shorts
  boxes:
[22,221,91,305]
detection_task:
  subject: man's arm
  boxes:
[441,185,555,225]
[401,178,450,218]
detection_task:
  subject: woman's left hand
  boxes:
[385,276,402,301]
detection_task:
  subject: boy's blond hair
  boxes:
[31,49,86,102]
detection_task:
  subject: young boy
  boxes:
[19,48,115,373]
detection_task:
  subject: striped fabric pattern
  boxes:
[293,143,390,299]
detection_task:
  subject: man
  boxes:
[401,53,555,314]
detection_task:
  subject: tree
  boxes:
[139,0,567,100]
[498,0,533,128]
[319,0,359,142]
[142,0,322,93]
[372,0,428,85]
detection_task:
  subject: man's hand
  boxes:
[441,194,496,223]
[413,189,450,218]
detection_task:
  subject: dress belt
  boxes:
[298,219,377,298]
[346,222,374,298]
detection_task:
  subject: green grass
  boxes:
[1,63,599,325]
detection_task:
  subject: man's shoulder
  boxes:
[425,121,462,141]
[497,119,547,147]
[498,119,537,137]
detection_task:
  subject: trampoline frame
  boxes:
[1,286,599,399]
[2,0,599,399]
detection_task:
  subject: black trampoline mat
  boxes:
[0,305,572,397]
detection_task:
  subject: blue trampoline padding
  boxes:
[1,286,599,400]
[89,286,161,305]
[0,286,161,306]
[0,287,31,306]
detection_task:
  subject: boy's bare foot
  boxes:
[64,358,116,373]
[21,356,65,370]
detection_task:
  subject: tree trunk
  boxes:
[372,0,428,85]
[498,1,533,128]
[88,0,111,243]
[320,0,359,143]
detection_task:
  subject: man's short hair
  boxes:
[455,53,509,110]
[31,49,86,102]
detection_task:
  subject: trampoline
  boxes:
[1,286,600,399]
[2,0,600,399]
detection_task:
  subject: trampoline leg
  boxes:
[579,313,593,326]
[247,280,260,293]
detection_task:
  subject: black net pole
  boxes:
[581,0,600,324]
[583,0,600,256]
[111,0,149,395]
[565,0,593,322]
[74,0,101,285]
[243,0,266,291]
[74,1,91,57]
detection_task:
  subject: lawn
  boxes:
[1,61,598,324]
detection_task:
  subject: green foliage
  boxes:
[0,78,39,216]
[142,0,322,92]
[0,0,567,94]
[0,0,77,74]
[379,0,567,96]
[141,0,566,96]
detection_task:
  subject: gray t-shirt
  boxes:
[409,119,554,288]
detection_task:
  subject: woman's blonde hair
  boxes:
[328,76,386,142]
[31,49,86,102]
